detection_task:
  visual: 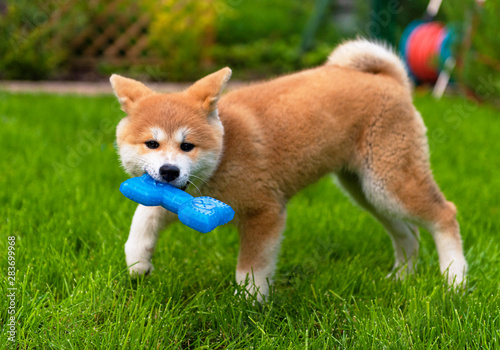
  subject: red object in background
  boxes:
[406,22,447,83]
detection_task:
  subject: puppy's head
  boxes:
[111,68,231,190]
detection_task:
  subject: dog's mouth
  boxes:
[161,179,190,191]
[145,172,190,191]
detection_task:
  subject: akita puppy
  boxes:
[111,39,467,300]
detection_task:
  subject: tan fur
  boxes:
[112,39,467,299]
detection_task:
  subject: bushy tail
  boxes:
[327,38,411,92]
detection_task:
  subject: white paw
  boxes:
[235,271,270,302]
[386,267,409,280]
[386,261,417,280]
[444,258,467,287]
[235,284,267,303]
[128,261,154,278]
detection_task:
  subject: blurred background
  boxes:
[0,0,498,102]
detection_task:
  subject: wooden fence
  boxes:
[3,0,215,78]
[21,0,161,71]
[69,0,160,67]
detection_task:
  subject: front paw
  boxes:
[127,260,154,278]
[235,270,270,302]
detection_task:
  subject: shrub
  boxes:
[140,0,216,81]
[447,0,500,100]
[0,0,87,80]
[140,0,337,80]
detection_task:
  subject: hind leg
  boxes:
[425,201,466,285]
[350,104,466,285]
[336,171,420,277]
[379,219,420,277]
[360,166,467,286]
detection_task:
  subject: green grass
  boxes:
[0,90,499,349]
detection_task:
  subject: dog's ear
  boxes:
[186,67,232,113]
[110,74,155,113]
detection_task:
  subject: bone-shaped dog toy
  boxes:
[119,174,235,233]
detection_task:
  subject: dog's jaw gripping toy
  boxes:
[119,174,235,233]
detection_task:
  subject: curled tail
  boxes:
[327,38,411,93]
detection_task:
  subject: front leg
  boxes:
[125,205,175,277]
[236,207,286,301]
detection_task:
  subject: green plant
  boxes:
[442,0,500,100]
[140,0,216,81]
[0,0,87,80]
[141,0,339,80]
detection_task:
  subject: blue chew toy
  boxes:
[120,174,235,233]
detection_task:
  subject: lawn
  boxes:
[0,90,499,349]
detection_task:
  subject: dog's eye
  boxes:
[180,142,195,152]
[145,140,160,149]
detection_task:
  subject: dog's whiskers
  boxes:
[189,174,209,186]
[188,181,202,195]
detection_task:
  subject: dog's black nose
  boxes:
[159,165,180,182]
